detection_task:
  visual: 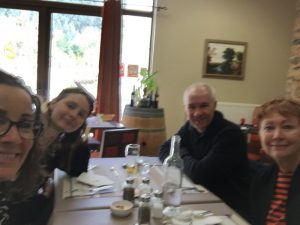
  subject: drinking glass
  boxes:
[139,162,150,177]
[125,144,140,175]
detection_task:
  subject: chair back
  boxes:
[99,128,139,157]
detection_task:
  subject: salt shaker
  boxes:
[151,189,163,219]
[138,177,151,196]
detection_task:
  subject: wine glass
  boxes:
[124,144,140,175]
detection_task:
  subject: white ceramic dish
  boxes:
[110,200,133,217]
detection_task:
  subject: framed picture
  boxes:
[203,39,247,80]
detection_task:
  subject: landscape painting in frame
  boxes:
[203,39,247,80]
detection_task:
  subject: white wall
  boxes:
[217,102,260,125]
[153,0,297,138]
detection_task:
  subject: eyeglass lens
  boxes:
[0,118,37,139]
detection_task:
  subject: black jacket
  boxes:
[159,111,250,219]
[0,193,53,225]
[43,138,90,177]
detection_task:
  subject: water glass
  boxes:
[125,144,140,175]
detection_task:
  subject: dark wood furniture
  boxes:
[99,128,139,157]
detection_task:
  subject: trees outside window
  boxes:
[0,0,154,115]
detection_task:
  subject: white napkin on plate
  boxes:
[77,172,114,187]
[62,173,114,199]
[171,209,239,225]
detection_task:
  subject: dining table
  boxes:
[48,157,250,225]
[50,203,248,225]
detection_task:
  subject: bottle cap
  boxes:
[140,193,151,202]
[153,189,163,198]
[141,177,150,184]
[126,177,135,184]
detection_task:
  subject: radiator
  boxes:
[217,102,260,125]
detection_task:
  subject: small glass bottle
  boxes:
[130,85,135,107]
[151,190,163,219]
[138,177,151,196]
[162,135,183,207]
[152,88,159,108]
[138,194,151,225]
[123,177,135,203]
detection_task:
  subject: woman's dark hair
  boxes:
[54,87,94,114]
[0,69,32,96]
[0,69,42,131]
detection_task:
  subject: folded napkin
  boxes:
[170,209,239,225]
[77,172,114,187]
[62,172,115,198]
[172,215,238,225]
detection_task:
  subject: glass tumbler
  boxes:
[124,143,140,175]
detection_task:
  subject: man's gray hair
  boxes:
[183,82,216,105]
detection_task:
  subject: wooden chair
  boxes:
[99,128,139,157]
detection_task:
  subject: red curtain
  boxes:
[96,0,121,121]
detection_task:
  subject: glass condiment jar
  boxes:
[138,193,151,225]
[138,177,151,196]
[151,189,163,219]
[123,177,135,203]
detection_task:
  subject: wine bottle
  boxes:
[152,88,159,108]
[130,86,135,107]
[162,135,183,207]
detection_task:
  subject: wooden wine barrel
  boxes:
[121,105,166,156]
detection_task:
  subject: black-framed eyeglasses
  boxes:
[0,118,42,139]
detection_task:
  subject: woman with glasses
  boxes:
[38,87,94,177]
[250,99,300,225]
[0,70,49,225]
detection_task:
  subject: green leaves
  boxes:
[139,70,158,94]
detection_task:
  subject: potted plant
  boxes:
[136,69,159,108]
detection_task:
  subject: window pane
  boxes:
[120,15,152,113]
[42,0,103,7]
[49,13,102,100]
[0,8,38,93]
[123,0,154,12]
